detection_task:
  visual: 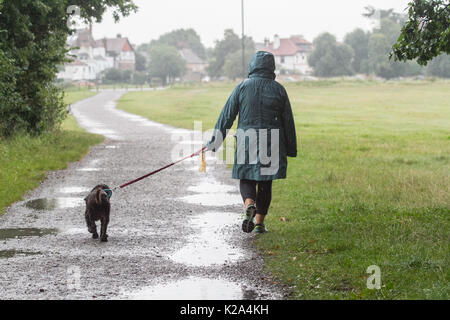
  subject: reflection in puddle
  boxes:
[77,168,100,172]
[24,197,84,210]
[180,194,241,206]
[179,177,241,207]
[171,211,243,267]
[126,277,245,300]
[0,228,57,240]
[0,250,41,259]
[59,187,89,194]
[187,181,237,194]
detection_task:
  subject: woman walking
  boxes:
[206,51,297,234]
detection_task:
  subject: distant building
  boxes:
[256,35,313,75]
[179,48,208,82]
[57,26,135,81]
[96,35,136,71]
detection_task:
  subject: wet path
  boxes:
[0,91,284,299]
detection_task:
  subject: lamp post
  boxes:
[241,0,245,79]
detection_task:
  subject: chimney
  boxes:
[273,34,280,50]
[264,37,269,47]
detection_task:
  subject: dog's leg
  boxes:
[85,210,99,239]
[100,216,109,242]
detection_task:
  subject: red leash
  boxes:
[113,147,206,190]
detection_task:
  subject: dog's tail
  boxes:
[95,188,103,204]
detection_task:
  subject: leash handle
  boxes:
[117,147,206,190]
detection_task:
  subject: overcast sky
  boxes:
[91,0,411,48]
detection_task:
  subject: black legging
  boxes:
[239,179,273,215]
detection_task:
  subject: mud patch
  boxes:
[24,198,84,210]
[0,228,57,240]
[124,277,249,300]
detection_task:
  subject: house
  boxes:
[179,48,208,82]
[57,26,135,81]
[57,59,96,81]
[256,35,313,75]
[95,35,136,71]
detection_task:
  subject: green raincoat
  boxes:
[207,51,297,181]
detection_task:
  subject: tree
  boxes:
[148,44,186,86]
[101,68,132,84]
[344,28,370,73]
[364,16,425,78]
[135,51,147,71]
[308,33,355,77]
[150,29,206,59]
[427,54,450,77]
[0,0,136,137]
[223,49,254,80]
[391,0,450,65]
[207,29,241,78]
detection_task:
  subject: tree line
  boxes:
[309,6,450,79]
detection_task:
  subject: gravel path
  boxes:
[0,91,286,300]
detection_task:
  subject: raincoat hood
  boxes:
[248,51,276,80]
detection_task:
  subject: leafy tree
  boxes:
[365,17,425,78]
[344,28,370,73]
[391,0,450,65]
[223,49,254,80]
[150,29,206,59]
[308,33,355,77]
[132,71,148,85]
[0,0,136,137]
[135,51,147,71]
[101,68,133,84]
[148,44,186,86]
[207,29,242,78]
[427,54,450,77]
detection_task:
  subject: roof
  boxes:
[73,28,96,48]
[179,48,205,64]
[257,36,312,56]
[69,59,88,66]
[94,37,134,54]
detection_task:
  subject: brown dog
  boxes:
[84,184,111,242]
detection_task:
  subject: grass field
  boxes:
[118,80,450,299]
[0,89,102,215]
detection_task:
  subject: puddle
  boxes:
[59,187,89,194]
[187,180,237,194]
[77,168,100,172]
[171,211,244,266]
[180,194,241,206]
[0,250,41,259]
[24,198,84,210]
[179,177,241,207]
[125,277,246,300]
[0,228,57,240]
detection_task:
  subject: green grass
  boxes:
[0,90,102,215]
[63,87,97,105]
[117,80,450,299]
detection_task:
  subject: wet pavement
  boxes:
[0,91,285,300]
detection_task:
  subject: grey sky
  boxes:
[92,0,411,47]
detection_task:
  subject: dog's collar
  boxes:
[104,189,113,199]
